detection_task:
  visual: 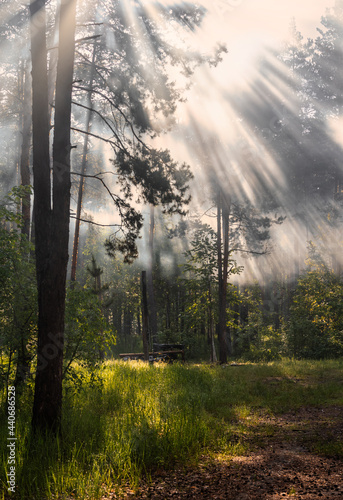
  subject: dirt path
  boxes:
[109,406,343,499]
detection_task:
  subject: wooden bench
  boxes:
[119,347,185,362]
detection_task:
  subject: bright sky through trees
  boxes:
[149,0,341,282]
[166,0,336,136]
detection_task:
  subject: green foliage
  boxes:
[0,187,37,392]
[183,222,218,280]
[115,146,193,215]
[242,324,284,362]
[104,210,142,264]
[229,202,285,254]
[287,243,343,359]
[233,283,284,361]
[86,254,104,290]
[182,223,218,337]
[64,283,115,379]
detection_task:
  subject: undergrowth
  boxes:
[0,358,342,499]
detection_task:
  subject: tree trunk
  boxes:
[217,191,229,364]
[137,305,141,336]
[141,271,149,361]
[180,287,185,335]
[176,288,181,334]
[147,206,158,344]
[166,292,171,330]
[47,7,59,128]
[30,0,54,432]
[70,40,97,283]
[30,6,58,253]
[208,279,217,363]
[200,294,206,338]
[31,0,76,434]
[123,306,132,337]
[113,298,122,335]
[14,61,33,390]
[96,271,105,361]
[20,61,32,240]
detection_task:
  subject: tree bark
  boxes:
[31,0,77,434]
[166,292,171,330]
[30,0,53,431]
[123,306,132,337]
[90,259,105,361]
[20,61,32,240]
[147,205,158,344]
[14,61,33,389]
[113,298,122,335]
[137,305,141,336]
[141,271,149,361]
[208,279,217,363]
[217,191,230,364]
[70,40,97,283]
[47,6,60,128]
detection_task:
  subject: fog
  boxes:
[1,0,343,284]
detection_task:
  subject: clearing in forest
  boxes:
[0,359,342,499]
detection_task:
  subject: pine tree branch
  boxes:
[69,215,121,227]
[77,22,103,27]
[70,170,130,221]
[75,34,101,45]
[48,35,101,52]
[73,83,148,150]
[71,100,129,154]
[233,247,269,255]
[70,127,121,150]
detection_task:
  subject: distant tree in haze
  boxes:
[230,16,343,285]
[183,221,232,362]
[305,1,343,119]
[215,191,283,362]
[281,18,309,75]
[305,1,343,235]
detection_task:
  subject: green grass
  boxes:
[0,358,342,499]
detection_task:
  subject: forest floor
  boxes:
[2,360,342,500]
[108,405,343,500]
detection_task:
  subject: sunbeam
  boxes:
[1,0,342,285]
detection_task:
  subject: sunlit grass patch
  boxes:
[0,358,342,499]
